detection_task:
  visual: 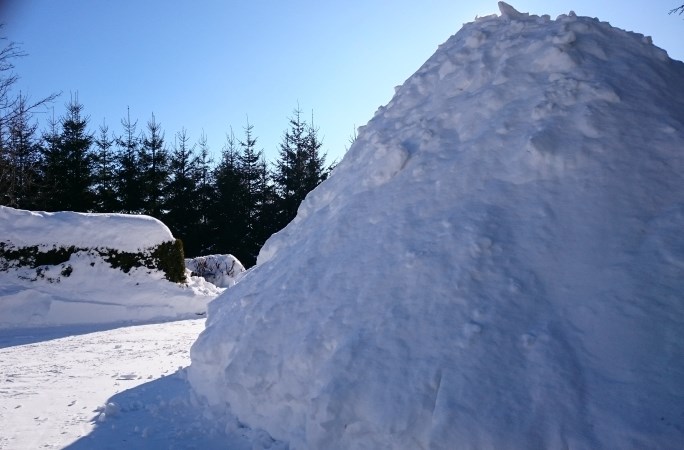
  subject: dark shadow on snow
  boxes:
[62,368,261,450]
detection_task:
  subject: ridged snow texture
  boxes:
[190,3,684,449]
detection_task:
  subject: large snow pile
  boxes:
[0,206,221,328]
[189,3,684,449]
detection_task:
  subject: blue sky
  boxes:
[3,1,683,164]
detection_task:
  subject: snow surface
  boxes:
[0,256,220,328]
[0,319,284,449]
[0,206,222,328]
[189,3,684,449]
[0,206,174,253]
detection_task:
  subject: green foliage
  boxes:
[152,239,186,283]
[0,240,186,283]
[139,113,170,217]
[272,107,331,232]
[0,242,75,269]
[102,240,186,283]
[40,95,96,212]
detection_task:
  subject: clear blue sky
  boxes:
[3,1,682,164]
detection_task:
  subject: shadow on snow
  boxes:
[0,316,204,349]
[63,368,259,450]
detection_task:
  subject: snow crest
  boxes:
[189,6,684,449]
[0,206,174,253]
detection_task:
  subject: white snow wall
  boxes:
[190,5,684,449]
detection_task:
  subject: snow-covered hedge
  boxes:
[0,240,186,283]
[0,206,186,283]
[0,206,221,328]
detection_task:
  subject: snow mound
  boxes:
[185,254,246,288]
[189,4,684,449]
[0,205,173,253]
[0,207,222,328]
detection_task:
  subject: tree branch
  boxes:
[670,5,684,14]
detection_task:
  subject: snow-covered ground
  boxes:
[189,3,684,449]
[0,319,284,449]
[0,209,241,446]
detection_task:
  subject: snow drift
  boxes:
[185,254,246,288]
[189,3,684,449]
[0,206,221,328]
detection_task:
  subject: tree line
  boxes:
[0,38,332,267]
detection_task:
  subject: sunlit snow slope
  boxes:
[190,3,684,449]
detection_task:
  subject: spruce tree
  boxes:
[304,112,329,188]
[115,108,142,213]
[61,96,95,211]
[93,120,118,212]
[38,110,61,210]
[256,154,279,249]
[1,93,41,208]
[41,96,94,212]
[273,107,308,229]
[139,113,169,217]
[165,128,200,255]
[211,128,248,260]
[237,120,267,266]
[194,132,215,254]
[273,107,330,231]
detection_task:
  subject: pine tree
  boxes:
[237,119,268,266]
[139,113,169,217]
[273,107,330,230]
[273,108,307,230]
[211,128,248,260]
[115,108,142,213]
[61,96,95,211]
[165,128,200,255]
[93,120,118,212]
[194,131,215,254]
[255,154,279,248]
[303,111,329,193]
[38,110,62,210]
[41,96,94,212]
[1,93,41,208]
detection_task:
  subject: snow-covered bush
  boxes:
[185,254,245,288]
[0,206,221,328]
[0,206,186,283]
[0,239,186,283]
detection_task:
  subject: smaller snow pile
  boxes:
[185,254,245,288]
[0,206,221,328]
